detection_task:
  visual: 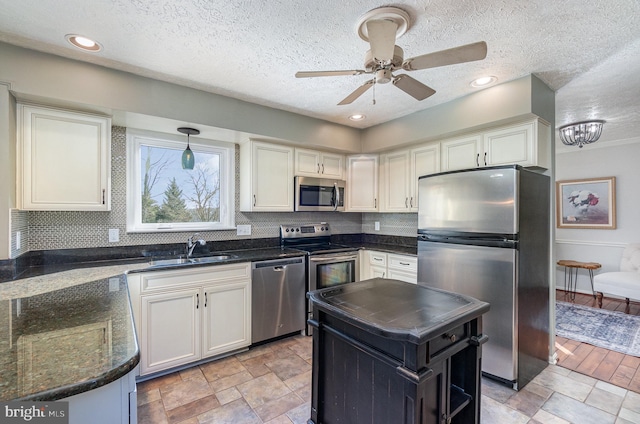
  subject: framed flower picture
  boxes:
[556,176,616,229]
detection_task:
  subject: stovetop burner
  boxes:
[280,223,358,255]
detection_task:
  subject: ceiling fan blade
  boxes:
[392,74,436,101]
[296,70,365,78]
[366,19,397,63]
[402,41,488,71]
[338,80,375,105]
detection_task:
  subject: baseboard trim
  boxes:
[555,239,628,248]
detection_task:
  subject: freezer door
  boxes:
[418,167,519,234]
[417,240,517,382]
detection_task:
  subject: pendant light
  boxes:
[177,127,199,169]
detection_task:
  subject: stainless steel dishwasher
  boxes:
[251,257,306,344]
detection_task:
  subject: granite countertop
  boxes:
[0,243,417,401]
[346,242,417,256]
[0,247,305,402]
[0,273,140,401]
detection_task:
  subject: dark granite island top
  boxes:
[0,270,142,401]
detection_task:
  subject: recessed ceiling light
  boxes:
[349,114,366,121]
[470,76,497,88]
[65,34,102,52]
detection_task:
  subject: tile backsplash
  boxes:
[11,126,421,257]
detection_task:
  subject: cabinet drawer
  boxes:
[368,251,387,267]
[140,263,251,292]
[429,324,468,359]
[387,254,417,272]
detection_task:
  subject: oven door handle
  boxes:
[309,254,358,263]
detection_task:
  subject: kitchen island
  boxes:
[308,278,490,424]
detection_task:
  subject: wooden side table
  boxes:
[557,260,601,300]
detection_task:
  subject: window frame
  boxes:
[126,129,235,233]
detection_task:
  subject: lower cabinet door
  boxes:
[140,288,201,375]
[202,281,251,358]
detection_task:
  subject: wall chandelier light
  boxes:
[177,127,199,170]
[558,120,605,148]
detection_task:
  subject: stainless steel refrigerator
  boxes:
[417,165,549,390]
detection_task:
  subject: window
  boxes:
[126,129,235,232]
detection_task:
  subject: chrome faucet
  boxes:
[186,233,206,258]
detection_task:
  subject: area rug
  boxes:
[555,301,640,357]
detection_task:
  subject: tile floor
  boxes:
[137,335,640,424]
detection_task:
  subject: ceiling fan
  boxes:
[295,7,488,105]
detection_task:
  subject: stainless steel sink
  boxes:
[189,255,234,263]
[149,257,190,266]
[149,254,236,267]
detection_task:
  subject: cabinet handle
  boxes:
[399,262,411,266]
[382,272,386,278]
[102,189,106,205]
[103,328,107,344]
[322,164,324,174]
[253,194,256,207]
[196,293,199,309]
[317,163,320,173]
[374,198,377,208]
[204,292,208,308]
[405,197,408,208]
[484,152,487,166]
[373,257,382,262]
[476,153,479,167]
[410,197,413,208]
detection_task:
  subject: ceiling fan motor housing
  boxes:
[364,45,404,71]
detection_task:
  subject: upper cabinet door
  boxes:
[319,152,345,179]
[240,141,294,212]
[294,148,344,179]
[17,104,111,211]
[440,134,483,172]
[380,150,411,213]
[346,155,378,212]
[409,144,440,212]
[294,148,322,177]
[484,120,550,170]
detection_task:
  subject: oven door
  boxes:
[307,251,359,334]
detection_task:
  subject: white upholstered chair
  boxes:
[594,243,640,313]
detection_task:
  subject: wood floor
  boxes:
[555,289,640,393]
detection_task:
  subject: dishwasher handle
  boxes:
[252,257,304,269]
[309,254,358,263]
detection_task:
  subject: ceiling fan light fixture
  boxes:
[349,114,366,121]
[559,120,605,148]
[65,34,102,52]
[470,76,497,88]
[177,127,200,169]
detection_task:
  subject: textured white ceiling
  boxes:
[0,0,639,143]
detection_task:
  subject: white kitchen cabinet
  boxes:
[140,288,201,374]
[346,154,378,212]
[360,250,417,283]
[409,143,440,212]
[17,103,111,211]
[240,140,294,211]
[128,262,251,376]
[202,280,251,357]
[380,143,440,213]
[484,120,550,169]
[379,150,411,213]
[440,133,483,171]
[441,119,550,172]
[387,253,418,284]
[294,148,344,179]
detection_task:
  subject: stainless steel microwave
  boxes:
[294,176,345,212]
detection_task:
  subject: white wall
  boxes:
[555,138,640,294]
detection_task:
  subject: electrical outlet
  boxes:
[16,231,21,250]
[374,221,380,231]
[108,228,119,243]
[237,225,251,236]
